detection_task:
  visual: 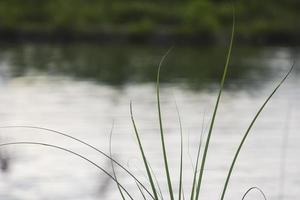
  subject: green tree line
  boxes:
[0,0,299,43]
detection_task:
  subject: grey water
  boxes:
[0,43,299,200]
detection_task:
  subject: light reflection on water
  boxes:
[0,44,299,200]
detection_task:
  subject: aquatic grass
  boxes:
[190,115,205,200]
[220,63,294,200]
[109,121,126,200]
[0,142,134,200]
[0,5,294,199]
[0,125,154,199]
[1,55,293,200]
[0,53,293,200]
[194,8,235,200]
[136,180,147,200]
[175,100,184,200]
[148,161,165,200]
[130,102,159,200]
[156,47,175,200]
[241,187,267,200]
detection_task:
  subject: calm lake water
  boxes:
[0,43,299,200]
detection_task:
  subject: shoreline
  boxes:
[0,31,299,46]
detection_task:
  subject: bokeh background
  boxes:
[0,0,300,200]
[0,0,299,44]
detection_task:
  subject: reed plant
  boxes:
[0,7,294,200]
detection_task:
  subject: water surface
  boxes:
[0,43,299,200]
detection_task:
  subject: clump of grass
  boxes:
[0,7,294,200]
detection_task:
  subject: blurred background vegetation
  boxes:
[0,0,299,45]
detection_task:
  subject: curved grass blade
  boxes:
[135,180,147,200]
[130,102,159,200]
[194,8,235,200]
[0,125,154,199]
[187,130,195,172]
[148,162,164,200]
[156,47,174,200]
[190,116,205,200]
[220,64,294,200]
[242,187,267,200]
[175,100,184,200]
[127,158,163,200]
[0,141,134,200]
[109,122,126,200]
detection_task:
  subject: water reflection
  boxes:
[1,43,297,90]
[0,43,299,200]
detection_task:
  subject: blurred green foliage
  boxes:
[1,42,279,89]
[0,0,299,43]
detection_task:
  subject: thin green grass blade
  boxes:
[109,122,126,200]
[190,116,205,200]
[0,125,154,199]
[175,100,184,200]
[128,159,163,200]
[220,64,294,200]
[187,131,195,171]
[148,162,165,200]
[135,180,147,200]
[0,142,134,200]
[156,48,175,200]
[194,9,235,200]
[130,102,159,200]
[190,157,198,200]
[242,187,267,200]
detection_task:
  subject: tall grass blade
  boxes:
[156,48,174,200]
[0,142,134,200]
[0,125,154,199]
[149,162,165,200]
[135,180,147,200]
[175,101,184,200]
[130,102,159,200]
[109,122,126,200]
[220,64,294,200]
[190,116,205,200]
[194,8,235,200]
